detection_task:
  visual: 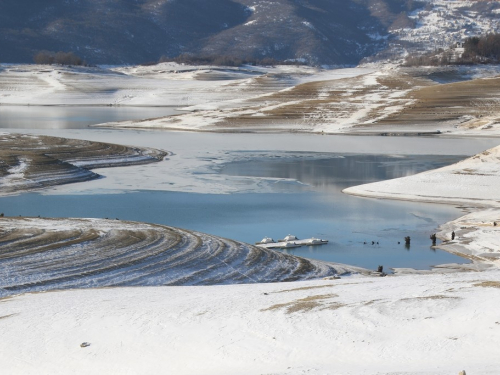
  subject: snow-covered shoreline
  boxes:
[0,133,167,195]
[4,63,500,137]
[0,217,365,298]
[345,145,500,270]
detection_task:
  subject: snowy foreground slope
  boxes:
[2,272,500,375]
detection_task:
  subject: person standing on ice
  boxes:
[451,231,455,240]
[430,233,437,245]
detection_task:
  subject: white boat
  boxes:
[306,238,329,245]
[255,237,275,245]
[279,234,299,242]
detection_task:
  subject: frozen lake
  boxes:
[2,107,500,270]
[0,105,182,129]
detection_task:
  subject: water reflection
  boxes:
[0,106,181,129]
[219,153,463,193]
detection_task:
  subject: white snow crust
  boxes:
[1,271,500,375]
[0,63,332,107]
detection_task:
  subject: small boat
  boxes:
[280,241,301,249]
[306,238,329,245]
[255,237,275,245]
[279,234,299,242]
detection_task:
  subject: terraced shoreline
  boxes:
[0,133,168,194]
[0,217,364,297]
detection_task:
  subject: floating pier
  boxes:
[256,235,328,249]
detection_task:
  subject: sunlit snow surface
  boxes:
[2,271,500,374]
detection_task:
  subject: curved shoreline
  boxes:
[0,217,366,297]
[0,133,168,195]
[343,145,500,270]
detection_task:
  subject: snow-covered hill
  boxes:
[370,0,500,62]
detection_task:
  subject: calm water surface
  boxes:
[0,106,181,129]
[0,152,468,271]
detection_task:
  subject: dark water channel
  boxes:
[0,152,468,271]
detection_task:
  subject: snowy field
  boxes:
[2,271,500,375]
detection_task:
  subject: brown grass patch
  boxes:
[364,299,383,306]
[261,293,339,314]
[378,76,500,126]
[473,281,500,289]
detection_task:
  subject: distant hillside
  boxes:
[3,0,498,66]
[0,0,423,65]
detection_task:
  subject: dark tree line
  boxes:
[154,54,303,67]
[404,33,500,67]
[33,51,85,66]
[463,33,500,62]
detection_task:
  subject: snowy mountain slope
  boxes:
[0,0,407,65]
[2,0,499,65]
[369,0,500,62]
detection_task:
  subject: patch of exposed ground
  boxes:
[400,295,461,302]
[474,281,500,289]
[368,76,500,132]
[0,133,168,194]
[272,281,370,294]
[273,284,337,294]
[0,313,17,320]
[261,293,342,313]
[157,70,432,133]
